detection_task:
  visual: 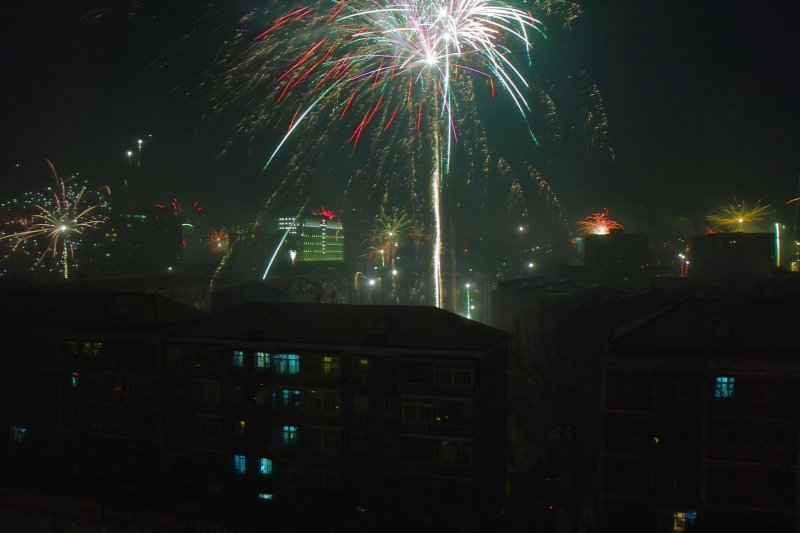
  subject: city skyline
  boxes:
[2,0,799,242]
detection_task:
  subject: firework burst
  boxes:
[706,197,772,233]
[103,1,612,305]
[0,161,109,279]
[576,208,623,236]
[363,208,412,267]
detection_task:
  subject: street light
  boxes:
[465,283,471,319]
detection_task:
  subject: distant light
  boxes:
[465,283,470,288]
[126,151,133,157]
[518,226,525,232]
[368,279,376,286]
[138,139,143,145]
[528,262,534,269]
[392,269,398,276]
[167,266,173,272]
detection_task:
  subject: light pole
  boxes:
[125,150,133,212]
[465,283,471,319]
[137,138,143,168]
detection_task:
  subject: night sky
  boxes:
[2,1,799,241]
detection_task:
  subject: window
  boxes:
[434,439,473,466]
[353,394,370,414]
[713,377,735,399]
[255,352,269,369]
[232,350,244,368]
[9,425,28,443]
[278,425,299,446]
[352,432,369,453]
[233,454,246,474]
[402,397,433,422]
[433,362,473,386]
[383,397,397,417]
[259,457,273,475]
[258,493,274,500]
[764,380,793,402]
[275,463,304,487]
[70,371,80,389]
[672,511,697,532]
[354,358,369,378]
[272,354,300,375]
[194,381,220,406]
[197,418,221,440]
[322,356,340,376]
[305,427,341,454]
[306,468,340,490]
[383,437,397,456]
[306,389,341,416]
[83,342,103,357]
[274,389,302,410]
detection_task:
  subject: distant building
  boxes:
[81,210,183,276]
[689,232,777,279]
[584,231,649,287]
[277,211,345,265]
[600,296,800,533]
[0,290,508,532]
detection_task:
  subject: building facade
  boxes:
[600,296,800,533]
[1,292,507,532]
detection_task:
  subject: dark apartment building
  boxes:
[600,296,800,533]
[584,232,650,288]
[0,290,508,532]
[689,232,777,279]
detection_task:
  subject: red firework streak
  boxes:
[288,107,301,132]
[278,39,327,83]
[341,90,357,118]
[254,6,312,41]
[192,200,204,213]
[291,44,336,89]
[383,106,399,132]
[350,95,383,147]
[416,103,423,134]
[327,1,348,23]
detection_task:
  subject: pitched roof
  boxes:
[607,296,799,359]
[0,288,205,331]
[170,302,510,353]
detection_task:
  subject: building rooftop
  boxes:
[608,296,799,359]
[0,288,206,330]
[170,302,510,353]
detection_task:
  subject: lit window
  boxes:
[83,342,103,357]
[70,371,80,389]
[255,352,269,369]
[322,356,340,376]
[714,377,735,398]
[232,350,244,368]
[672,511,697,532]
[272,354,300,375]
[354,358,369,378]
[259,457,273,475]
[274,389,302,410]
[258,493,274,500]
[9,425,28,443]
[279,425,299,446]
[233,454,246,474]
[234,420,246,437]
